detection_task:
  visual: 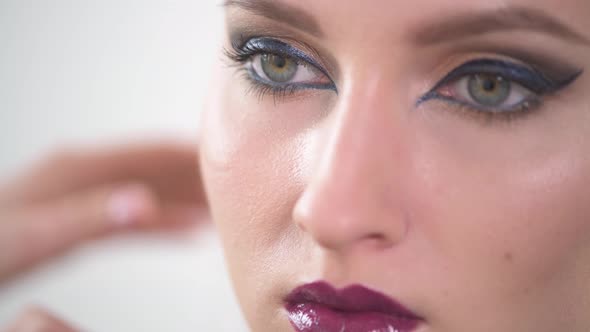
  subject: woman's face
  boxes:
[199,0,590,331]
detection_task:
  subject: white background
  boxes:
[0,0,248,330]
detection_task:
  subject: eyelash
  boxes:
[224,37,336,102]
[418,59,582,122]
[225,37,582,121]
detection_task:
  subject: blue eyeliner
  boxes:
[417,59,582,109]
[226,35,583,115]
[230,37,337,92]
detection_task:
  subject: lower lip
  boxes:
[287,303,420,332]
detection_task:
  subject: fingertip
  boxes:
[106,184,160,227]
[5,306,78,332]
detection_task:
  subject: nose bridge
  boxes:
[293,67,409,251]
[322,69,393,179]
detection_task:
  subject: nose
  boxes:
[293,73,410,253]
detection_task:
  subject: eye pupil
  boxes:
[468,74,511,107]
[260,54,298,83]
[482,78,497,92]
[271,56,287,69]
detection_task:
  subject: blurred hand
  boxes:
[0,141,208,283]
[3,307,79,332]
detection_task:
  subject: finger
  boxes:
[3,307,79,332]
[0,183,159,281]
[3,141,204,207]
[151,204,211,229]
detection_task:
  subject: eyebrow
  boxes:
[412,7,590,46]
[222,0,324,37]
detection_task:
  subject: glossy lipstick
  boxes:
[285,282,422,332]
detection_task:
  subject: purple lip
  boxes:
[285,281,422,332]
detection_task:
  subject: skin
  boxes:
[200,0,590,331]
[3,307,79,332]
[0,142,206,331]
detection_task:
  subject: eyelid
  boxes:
[441,76,538,114]
[419,58,582,106]
[430,59,562,94]
[224,36,338,101]
[246,54,333,89]
[236,37,334,84]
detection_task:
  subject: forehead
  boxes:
[287,0,586,16]
[278,0,589,37]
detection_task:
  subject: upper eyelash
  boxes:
[417,59,582,113]
[223,37,337,101]
[224,37,333,80]
[225,37,583,119]
[428,59,582,96]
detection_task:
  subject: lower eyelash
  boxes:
[417,59,583,123]
[224,44,335,102]
[421,93,543,124]
[223,47,297,101]
[234,66,308,103]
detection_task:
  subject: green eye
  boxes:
[246,47,332,90]
[260,54,298,83]
[467,74,511,107]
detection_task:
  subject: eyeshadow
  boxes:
[225,20,340,81]
[449,44,584,84]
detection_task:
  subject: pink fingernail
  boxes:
[107,186,148,226]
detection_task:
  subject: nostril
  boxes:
[366,233,394,248]
[367,233,386,240]
[295,219,308,232]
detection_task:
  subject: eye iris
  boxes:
[467,74,511,107]
[261,54,298,83]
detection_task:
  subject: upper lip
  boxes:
[285,281,422,320]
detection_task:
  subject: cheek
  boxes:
[436,155,590,277]
[199,69,321,326]
[412,100,590,276]
[200,66,314,252]
[407,109,590,327]
[200,73,290,261]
